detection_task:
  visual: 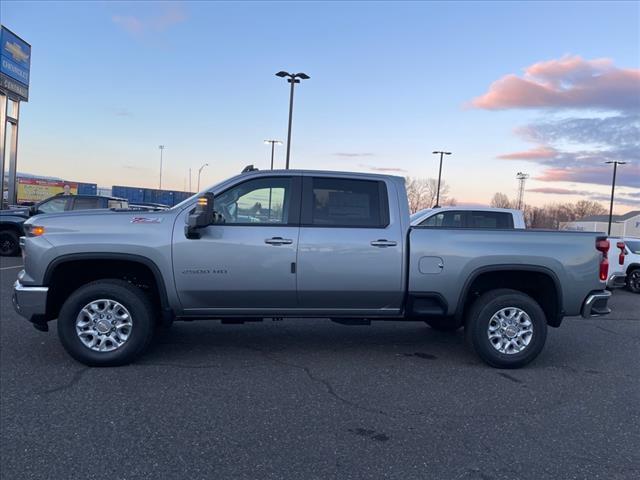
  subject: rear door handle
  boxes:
[265,237,293,246]
[370,239,398,247]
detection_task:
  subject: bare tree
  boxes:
[405,177,451,213]
[490,192,513,209]
[574,200,606,219]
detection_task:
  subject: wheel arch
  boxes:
[456,265,564,327]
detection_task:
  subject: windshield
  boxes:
[626,241,640,254]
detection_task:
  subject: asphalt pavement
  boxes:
[1,255,639,480]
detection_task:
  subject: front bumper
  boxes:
[581,290,612,318]
[12,280,48,323]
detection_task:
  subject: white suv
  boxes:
[608,238,640,293]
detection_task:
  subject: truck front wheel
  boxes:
[465,289,547,369]
[57,280,155,366]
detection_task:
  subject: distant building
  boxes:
[560,210,640,237]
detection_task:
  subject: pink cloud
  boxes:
[498,146,558,160]
[472,56,640,112]
[534,165,640,188]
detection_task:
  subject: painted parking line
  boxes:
[0,265,23,270]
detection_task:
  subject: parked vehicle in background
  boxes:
[0,194,129,256]
[13,169,611,368]
[410,207,526,228]
[608,238,640,293]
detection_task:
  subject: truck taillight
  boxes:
[617,241,626,266]
[596,238,610,281]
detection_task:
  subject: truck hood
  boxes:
[24,209,179,229]
[0,207,29,217]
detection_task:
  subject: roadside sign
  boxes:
[0,26,31,101]
[17,178,78,203]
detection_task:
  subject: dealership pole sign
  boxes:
[0,26,31,101]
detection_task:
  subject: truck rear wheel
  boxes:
[465,289,547,369]
[627,269,640,293]
[57,280,155,366]
[0,230,20,256]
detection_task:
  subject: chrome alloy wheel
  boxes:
[75,299,133,352]
[487,307,533,354]
[629,270,640,293]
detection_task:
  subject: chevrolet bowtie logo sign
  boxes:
[5,40,29,63]
[0,25,31,101]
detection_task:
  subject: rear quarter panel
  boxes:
[409,228,605,316]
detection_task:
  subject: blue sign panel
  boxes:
[0,26,30,101]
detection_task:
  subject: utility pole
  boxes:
[264,140,282,169]
[605,161,627,235]
[275,71,310,169]
[197,163,209,191]
[158,145,166,190]
[516,172,529,210]
[432,150,451,207]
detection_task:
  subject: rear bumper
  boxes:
[12,280,48,323]
[581,290,612,318]
[607,273,627,289]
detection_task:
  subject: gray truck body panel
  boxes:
[15,169,606,322]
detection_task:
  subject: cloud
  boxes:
[472,56,640,112]
[528,186,640,207]
[112,4,186,36]
[358,164,407,173]
[114,108,132,117]
[528,187,591,195]
[533,164,640,188]
[498,146,558,160]
[333,152,375,157]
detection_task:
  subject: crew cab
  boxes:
[0,194,129,256]
[12,170,612,368]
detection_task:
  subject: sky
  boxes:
[2,0,639,211]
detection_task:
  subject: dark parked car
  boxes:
[0,194,129,256]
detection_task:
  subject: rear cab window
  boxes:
[302,177,389,227]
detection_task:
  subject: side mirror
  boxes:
[29,205,38,216]
[185,192,216,239]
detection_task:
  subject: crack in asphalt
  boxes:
[39,367,90,395]
[595,325,640,340]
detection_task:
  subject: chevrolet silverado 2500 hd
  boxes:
[13,170,612,368]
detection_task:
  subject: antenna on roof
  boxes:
[241,165,259,173]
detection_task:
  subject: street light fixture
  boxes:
[432,150,451,207]
[264,140,283,170]
[605,160,627,235]
[158,145,166,190]
[275,71,310,169]
[197,163,209,191]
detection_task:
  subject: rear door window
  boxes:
[469,211,514,229]
[421,211,464,228]
[304,178,388,227]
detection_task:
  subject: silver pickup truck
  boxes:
[13,169,612,368]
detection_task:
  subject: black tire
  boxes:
[0,229,20,256]
[465,289,547,369]
[425,317,463,332]
[57,279,155,367]
[627,269,640,294]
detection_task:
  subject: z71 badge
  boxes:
[131,217,163,224]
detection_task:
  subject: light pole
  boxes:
[432,150,451,207]
[264,140,282,169]
[197,163,209,191]
[275,71,310,169]
[605,160,627,235]
[158,145,166,190]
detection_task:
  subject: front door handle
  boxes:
[370,239,397,248]
[265,237,293,246]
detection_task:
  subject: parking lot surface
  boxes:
[1,255,639,480]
